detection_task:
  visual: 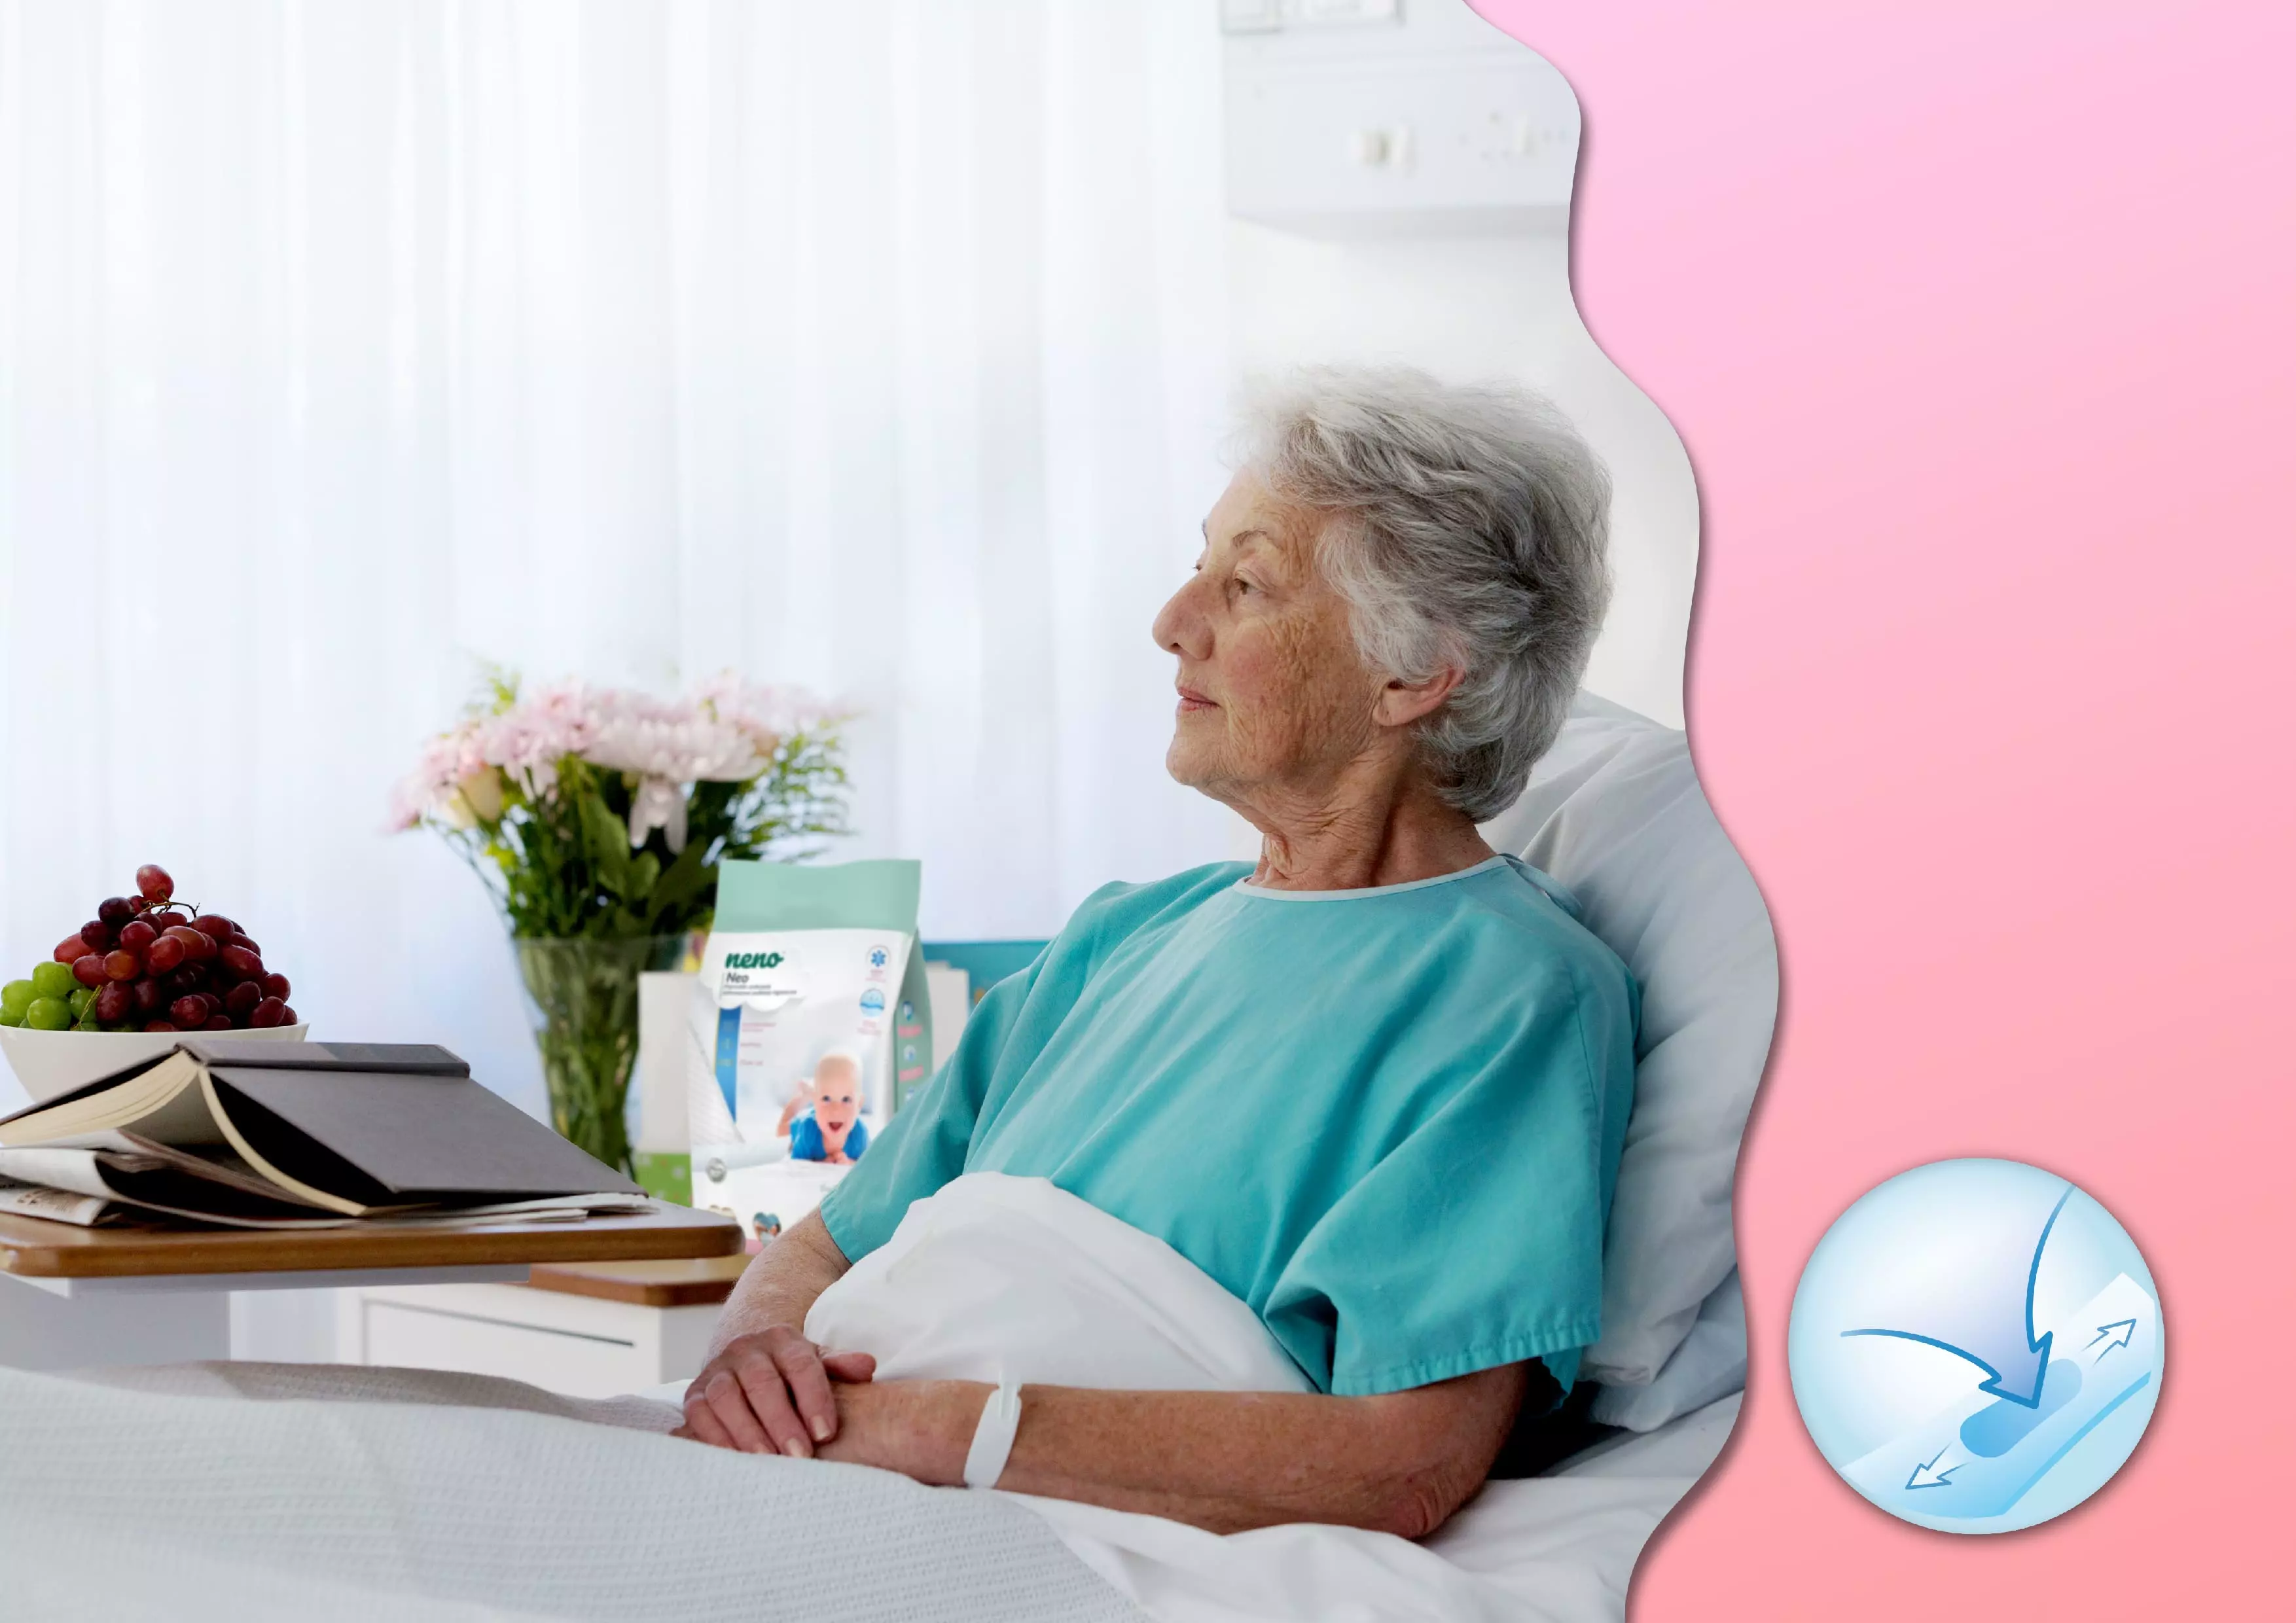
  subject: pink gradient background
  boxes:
[1475,1,2295,1616]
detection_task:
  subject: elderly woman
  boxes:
[677,367,1638,1541]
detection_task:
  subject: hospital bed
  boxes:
[0,697,1772,1623]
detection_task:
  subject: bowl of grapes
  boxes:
[1,863,307,1104]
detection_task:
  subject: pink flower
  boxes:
[693,675,844,758]
[391,671,840,838]
[384,723,492,831]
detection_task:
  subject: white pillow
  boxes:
[1480,692,1777,1423]
[1590,1269,1746,1431]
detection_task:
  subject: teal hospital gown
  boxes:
[818,854,1639,1397]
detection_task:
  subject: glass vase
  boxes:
[513,934,687,1174]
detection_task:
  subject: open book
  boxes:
[0,1039,648,1228]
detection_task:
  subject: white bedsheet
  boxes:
[0,1359,1145,1623]
[804,1173,1737,1623]
[1,1173,1734,1623]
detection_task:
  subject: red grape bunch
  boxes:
[0,865,299,1035]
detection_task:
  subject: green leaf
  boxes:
[580,791,634,896]
[646,838,715,920]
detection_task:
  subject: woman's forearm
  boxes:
[1000,1376,1523,1535]
[706,1210,850,1357]
[851,1365,1528,1538]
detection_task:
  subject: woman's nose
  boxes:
[1152,577,1210,660]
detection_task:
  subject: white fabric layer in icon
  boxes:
[1843,1272,2158,1522]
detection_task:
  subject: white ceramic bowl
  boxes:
[1,1023,311,1105]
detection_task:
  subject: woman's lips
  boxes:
[1175,686,1215,714]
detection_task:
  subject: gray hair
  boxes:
[1234,366,1613,823]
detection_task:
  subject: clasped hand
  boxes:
[673,1325,983,1486]
[674,1325,876,1458]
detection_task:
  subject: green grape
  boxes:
[74,1013,101,1031]
[0,1006,23,1027]
[30,961,77,1000]
[69,986,98,1019]
[24,997,72,1031]
[0,978,33,1018]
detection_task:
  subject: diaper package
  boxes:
[677,858,929,1236]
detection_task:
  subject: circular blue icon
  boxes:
[858,988,886,1016]
[1788,1158,2162,1534]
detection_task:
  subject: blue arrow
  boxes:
[1842,1185,2073,1409]
[1904,1442,1962,1490]
[2087,1319,2137,1359]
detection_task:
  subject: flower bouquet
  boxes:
[391,673,849,1171]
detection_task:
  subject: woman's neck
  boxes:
[1242,774,1496,893]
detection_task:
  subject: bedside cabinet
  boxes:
[336,1255,748,1400]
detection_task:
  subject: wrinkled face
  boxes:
[811,1056,862,1136]
[1151,472,1386,810]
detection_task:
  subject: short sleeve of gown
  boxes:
[816,955,1037,1264]
[1258,952,1638,1398]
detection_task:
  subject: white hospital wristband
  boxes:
[962,1380,1023,1490]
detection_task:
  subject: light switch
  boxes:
[1475,110,1542,162]
[1348,125,1414,170]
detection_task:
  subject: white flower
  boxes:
[583,689,769,784]
[458,766,506,823]
[628,776,690,853]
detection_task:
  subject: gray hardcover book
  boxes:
[0,1041,642,1217]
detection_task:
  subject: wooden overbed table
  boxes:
[0,1202,742,1373]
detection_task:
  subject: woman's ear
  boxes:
[1373,666,1463,730]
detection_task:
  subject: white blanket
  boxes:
[804,1173,1736,1623]
[2,1173,1731,1623]
[0,1358,1144,1623]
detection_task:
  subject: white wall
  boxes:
[1225,219,1698,733]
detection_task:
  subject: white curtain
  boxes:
[0,0,1238,1117]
